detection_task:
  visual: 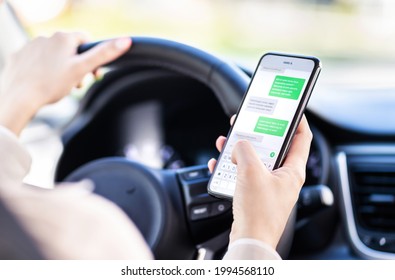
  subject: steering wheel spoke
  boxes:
[177,165,232,244]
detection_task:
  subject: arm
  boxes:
[208,115,312,259]
[0,32,131,136]
[0,33,131,186]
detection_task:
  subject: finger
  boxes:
[208,158,217,173]
[75,37,132,74]
[281,115,313,174]
[215,136,227,153]
[230,114,236,126]
[232,140,269,175]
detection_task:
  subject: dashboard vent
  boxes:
[349,163,395,232]
[338,149,395,257]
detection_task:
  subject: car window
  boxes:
[7,0,395,88]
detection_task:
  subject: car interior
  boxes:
[1,0,395,260]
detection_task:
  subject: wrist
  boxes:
[230,226,278,250]
[0,90,40,136]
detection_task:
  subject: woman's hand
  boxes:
[0,32,131,135]
[208,115,312,249]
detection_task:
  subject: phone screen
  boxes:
[208,53,320,198]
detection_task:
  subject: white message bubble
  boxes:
[246,97,278,115]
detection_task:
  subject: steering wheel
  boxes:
[56,37,294,259]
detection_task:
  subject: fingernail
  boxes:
[114,38,131,50]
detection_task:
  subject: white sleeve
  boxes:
[0,126,31,191]
[223,238,282,260]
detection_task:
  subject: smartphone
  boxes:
[207,52,321,200]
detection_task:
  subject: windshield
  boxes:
[8,0,395,88]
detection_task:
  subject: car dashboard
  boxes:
[302,86,395,260]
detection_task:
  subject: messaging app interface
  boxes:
[210,55,315,196]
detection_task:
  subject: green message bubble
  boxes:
[254,116,289,137]
[269,75,306,100]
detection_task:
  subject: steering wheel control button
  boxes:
[182,170,205,181]
[210,201,232,217]
[190,205,209,221]
[190,201,231,221]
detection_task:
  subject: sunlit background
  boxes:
[7,0,395,88]
[3,0,395,187]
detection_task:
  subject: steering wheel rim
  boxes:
[77,36,249,116]
[57,37,295,259]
